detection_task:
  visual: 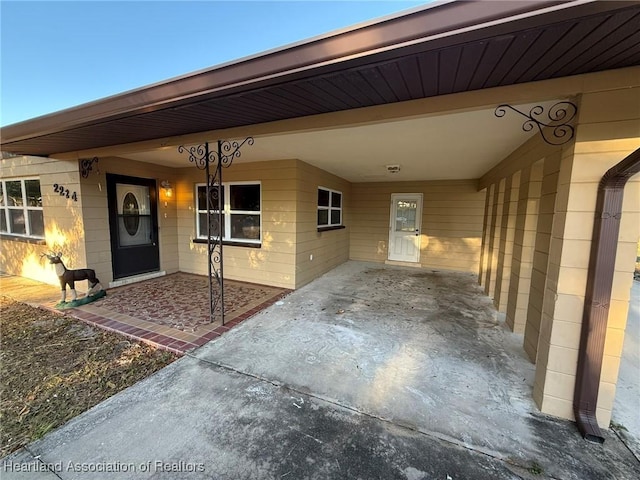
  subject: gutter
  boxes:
[2,0,631,149]
[574,147,640,443]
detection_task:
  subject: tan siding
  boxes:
[175,159,299,289]
[495,172,520,311]
[479,134,557,190]
[77,156,180,285]
[0,156,87,287]
[350,180,484,272]
[487,179,505,297]
[294,160,351,288]
[506,160,543,333]
[523,150,563,363]
[533,83,640,426]
[479,185,494,288]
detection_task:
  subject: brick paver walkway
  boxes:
[0,273,289,354]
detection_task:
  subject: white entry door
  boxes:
[388,193,423,263]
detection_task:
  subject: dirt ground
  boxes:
[0,296,177,458]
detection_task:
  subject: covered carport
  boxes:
[1,0,639,445]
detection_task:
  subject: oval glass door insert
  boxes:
[122,192,140,235]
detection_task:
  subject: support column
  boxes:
[495,171,520,312]
[533,145,640,424]
[523,151,562,362]
[479,184,495,288]
[506,161,543,332]
[489,179,505,298]
[533,83,640,426]
[485,179,505,297]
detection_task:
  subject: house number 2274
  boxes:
[53,184,78,201]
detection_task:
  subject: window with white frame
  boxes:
[317,187,342,227]
[0,178,44,238]
[195,182,261,243]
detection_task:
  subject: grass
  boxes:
[527,461,544,475]
[0,296,177,458]
[610,420,628,432]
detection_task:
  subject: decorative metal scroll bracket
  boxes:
[79,157,99,178]
[177,137,254,326]
[494,101,578,146]
[177,137,254,170]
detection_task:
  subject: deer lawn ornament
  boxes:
[43,253,103,303]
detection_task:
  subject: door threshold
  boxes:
[385,260,422,268]
[109,271,166,288]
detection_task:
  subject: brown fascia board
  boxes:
[0,0,633,148]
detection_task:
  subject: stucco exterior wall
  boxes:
[0,156,87,287]
[350,180,485,272]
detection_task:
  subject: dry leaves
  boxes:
[0,296,177,457]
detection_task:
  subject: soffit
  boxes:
[1,1,638,157]
[122,100,560,182]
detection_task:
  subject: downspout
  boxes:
[574,147,640,443]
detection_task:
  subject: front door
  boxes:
[107,174,160,279]
[388,193,422,263]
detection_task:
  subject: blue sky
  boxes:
[1,0,427,126]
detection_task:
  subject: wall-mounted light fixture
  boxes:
[160,180,173,198]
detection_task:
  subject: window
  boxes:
[317,187,342,227]
[195,182,261,244]
[0,178,44,238]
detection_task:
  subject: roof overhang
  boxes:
[1,0,639,157]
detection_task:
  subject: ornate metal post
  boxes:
[178,137,254,324]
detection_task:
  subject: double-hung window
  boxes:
[0,178,44,238]
[195,182,261,244]
[317,187,342,228]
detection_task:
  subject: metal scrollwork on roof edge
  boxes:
[177,137,254,171]
[494,101,578,146]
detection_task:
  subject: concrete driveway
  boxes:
[3,262,639,479]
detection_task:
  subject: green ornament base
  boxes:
[55,290,106,309]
